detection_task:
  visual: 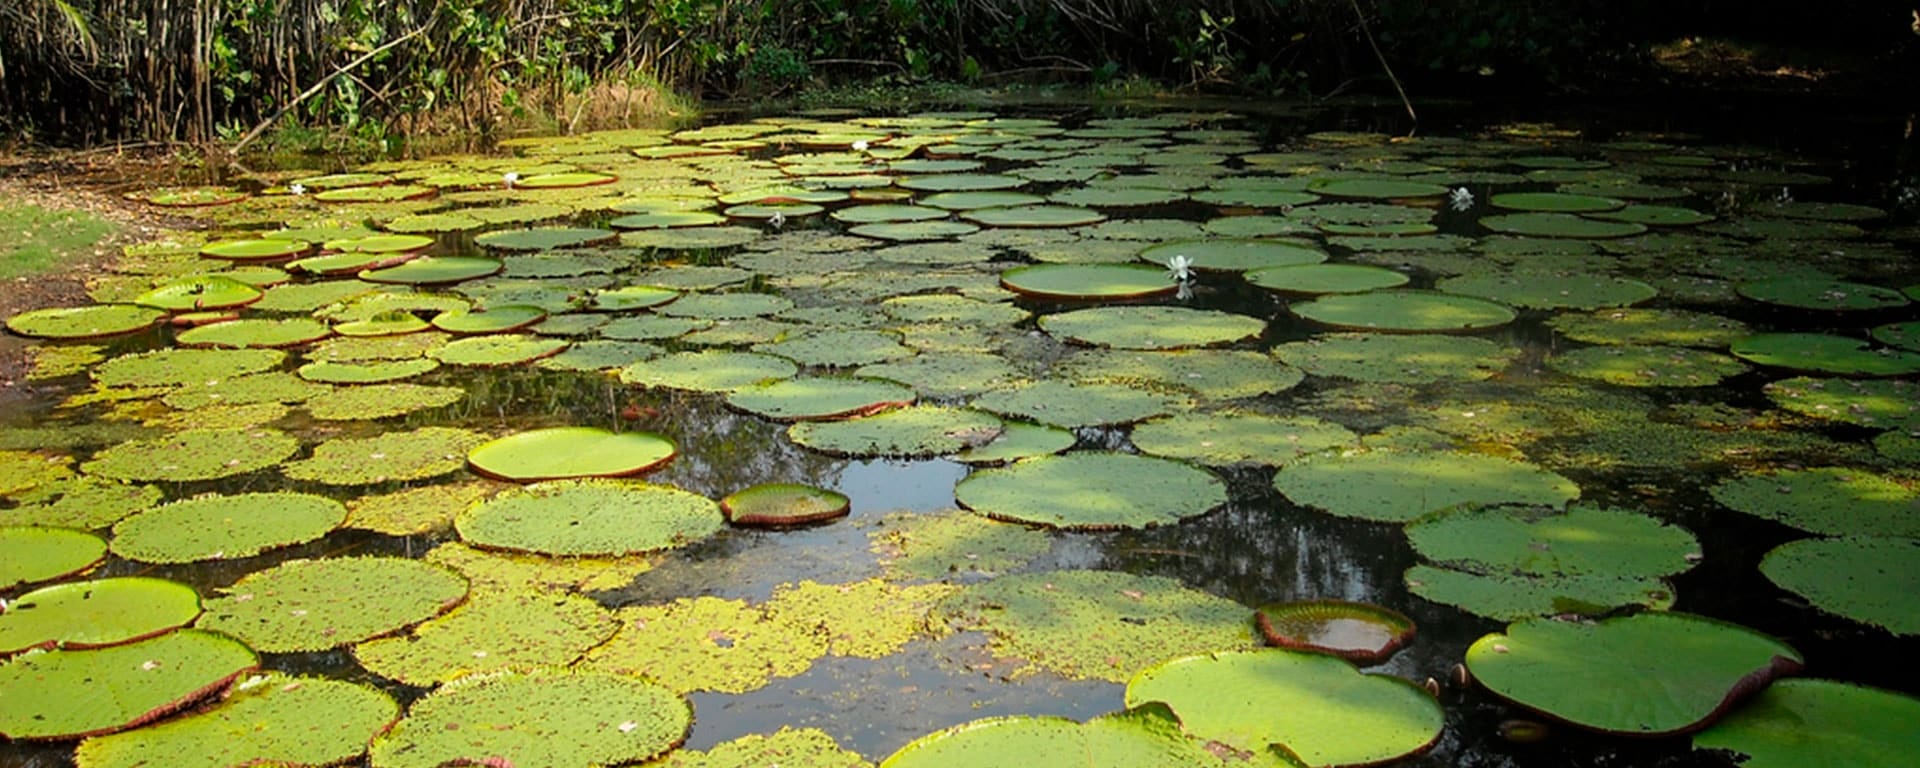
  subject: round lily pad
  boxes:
[176,317,333,348]
[955,451,1225,530]
[1404,564,1676,621]
[788,405,1004,458]
[955,421,1078,465]
[430,305,547,334]
[971,379,1189,429]
[1760,536,1919,636]
[0,629,258,740]
[1736,277,1910,311]
[429,334,568,367]
[306,383,464,420]
[592,285,680,311]
[468,427,677,482]
[1272,450,1580,523]
[963,204,1106,228]
[1132,411,1356,467]
[656,292,794,320]
[0,450,71,495]
[197,556,469,652]
[201,238,313,261]
[1292,291,1517,332]
[998,263,1174,300]
[143,187,247,207]
[1465,612,1803,735]
[1481,212,1646,238]
[1255,601,1417,665]
[1549,308,1751,347]
[284,426,487,486]
[1764,376,1920,429]
[1730,333,1920,376]
[352,591,619,686]
[73,673,399,768]
[5,304,164,339]
[93,347,285,388]
[1138,238,1327,273]
[1872,320,1920,351]
[0,526,107,587]
[1692,678,1920,768]
[360,256,503,285]
[313,183,435,203]
[515,171,618,188]
[753,329,914,368]
[457,479,722,556]
[1438,273,1658,310]
[1272,333,1518,384]
[848,221,980,241]
[1039,305,1265,350]
[896,173,1028,192]
[0,577,201,654]
[934,569,1258,682]
[881,704,1301,768]
[367,668,689,768]
[1126,649,1443,766]
[1244,263,1410,295]
[474,227,617,252]
[1310,178,1449,199]
[134,276,264,311]
[725,377,915,422]
[1547,344,1750,387]
[1587,204,1716,226]
[297,358,440,384]
[1408,504,1699,579]
[1490,192,1626,212]
[1058,347,1306,401]
[621,350,798,392]
[721,483,850,527]
[83,428,300,482]
[111,492,346,564]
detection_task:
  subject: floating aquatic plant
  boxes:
[467,427,676,482]
[456,478,721,556]
[1274,449,1580,522]
[0,526,107,588]
[1254,601,1417,665]
[367,668,690,768]
[0,629,258,740]
[956,451,1225,530]
[1759,536,1919,636]
[72,672,398,768]
[353,589,619,686]
[880,703,1304,768]
[0,577,201,654]
[579,596,829,694]
[1691,679,1920,767]
[197,556,469,652]
[111,491,346,564]
[283,426,487,485]
[83,428,300,482]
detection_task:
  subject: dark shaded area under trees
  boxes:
[1,0,1915,146]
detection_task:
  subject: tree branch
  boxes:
[227,22,431,156]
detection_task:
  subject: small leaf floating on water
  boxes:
[1499,720,1551,744]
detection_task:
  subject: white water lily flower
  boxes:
[1448,186,1474,212]
[503,171,520,189]
[1176,280,1194,301]
[288,182,306,196]
[852,140,869,152]
[767,210,787,230]
[1165,254,1195,282]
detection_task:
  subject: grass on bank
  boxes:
[0,195,118,280]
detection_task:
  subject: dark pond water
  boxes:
[3,94,1918,767]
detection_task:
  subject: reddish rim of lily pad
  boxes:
[1255,600,1417,666]
[719,482,851,528]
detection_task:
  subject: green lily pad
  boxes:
[360,256,503,285]
[1272,333,1518,384]
[73,673,398,768]
[5,304,164,339]
[920,190,1045,210]
[1244,263,1410,295]
[306,383,464,420]
[111,491,346,564]
[881,704,1302,768]
[1872,320,1920,351]
[93,347,285,388]
[1310,178,1449,199]
[1057,348,1305,401]
[656,726,873,768]
[955,451,1225,530]
[1587,204,1716,226]
[878,294,1029,326]
[726,377,916,421]
[831,204,950,224]
[971,379,1189,429]
[1730,333,1920,376]
[1408,503,1699,578]
[162,371,328,411]
[934,569,1257,682]
[1737,278,1910,311]
[1490,192,1626,212]
[430,304,547,334]
[474,226,617,252]
[1404,563,1676,621]
[1549,308,1751,347]
[468,427,676,482]
[353,590,619,686]
[1465,612,1803,735]
[1138,238,1328,272]
[515,171,618,188]
[1481,212,1647,238]
[0,477,162,530]
[620,225,762,249]
[1692,678,1920,767]
[297,358,440,384]
[346,480,502,536]
[367,668,689,768]
[1764,376,1920,429]
[1438,273,1658,310]
[1131,411,1357,467]
[1715,466,1920,537]
[963,204,1106,228]
[134,275,264,311]
[1254,601,1417,665]
[869,509,1051,581]
[1760,536,1919,636]
[0,577,201,654]
[284,426,487,485]
[457,479,721,555]
[0,629,258,740]
[200,238,313,261]
[425,540,652,595]
[1126,649,1443,766]
[429,334,568,367]
[1039,305,1265,350]
[955,421,1078,466]
[848,220,980,241]
[313,183,435,203]
[754,329,914,367]
[720,483,851,527]
[998,263,1174,300]
[579,595,828,694]
[197,556,469,653]
[1292,291,1517,332]
[0,526,107,587]
[1547,344,1750,387]
[621,350,798,392]
[788,405,1004,458]
[1272,449,1580,523]
[175,317,332,348]
[591,285,680,311]
[538,340,661,372]
[1049,186,1186,208]
[0,449,72,495]
[896,173,1028,192]
[83,428,300,482]
[656,292,794,320]
[142,187,247,207]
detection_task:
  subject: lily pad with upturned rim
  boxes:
[133,276,263,311]
[72,672,399,768]
[1292,291,1517,332]
[200,239,314,261]
[1404,564,1676,621]
[92,347,285,388]
[879,704,1303,768]
[1690,678,1920,767]
[305,383,464,420]
[1759,536,1919,636]
[457,478,721,556]
[1465,612,1803,736]
[1244,263,1410,295]
[1038,305,1266,350]
[1255,601,1418,665]
[5,305,165,339]
[955,451,1225,530]
[1272,449,1580,523]
[0,526,107,588]
[82,428,300,482]
[196,556,470,653]
[998,263,1174,300]
[366,668,690,768]
[359,256,503,285]
[1730,333,1920,376]
[721,483,851,527]
[468,427,677,482]
[110,491,347,564]
[970,379,1190,429]
[725,377,916,422]
[296,358,440,384]
[621,350,798,392]
[787,405,1005,458]
[0,629,258,741]
[429,304,548,334]
[0,577,202,654]
[1138,238,1328,273]
[175,317,333,348]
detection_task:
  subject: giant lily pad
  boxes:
[305,383,464,420]
[457,479,722,556]
[1437,273,1657,310]
[430,334,568,367]
[367,668,689,768]
[1465,612,1803,735]
[1310,178,1449,199]
[997,263,1174,300]
[933,570,1257,682]
[1759,536,1920,635]
[0,577,200,654]
[621,350,798,392]
[0,526,107,587]
[1272,333,1518,384]
[578,596,828,694]
[971,380,1189,429]
[93,348,284,388]
[197,556,469,653]
[1272,449,1579,523]
[1138,238,1328,272]
[1730,333,1920,376]
[1548,308,1751,348]
[880,704,1303,768]
[1254,601,1416,665]
[83,428,300,482]
[1481,212,1646,238]
[788,405,1004,458]
[134,276,264,311]
[1134,408,1358,466]
[726,377,915,421]
[0,629,258,740]
[359,256,502,285]
[1292,291,1517,332]
[720,483,850,527]
[430,305,547,334]
[1764,377,1920,429]
[111,492,346,564]
[1404,564,1676,621]
[1737,278,1910,311]
[1058,348,1307,401]
[1691,679,1920,767]
[72,673,398,768]
[474,227,617,252]
[201,239,313,261]
[753,329,914,368]
[1244,263,1410,295]
[284,426,487,485]
[175,317,332,348]
[468,427,677,482]
[1710,467,1920,538]
[1125,649,1443,766]
[1407,504,1699,579]
[353,591,619,686]
[1546,344,1750,387]
[955,451,1225,530]
[5,304,164,339]
[658,727,874,768]
[1039,305,1265,350]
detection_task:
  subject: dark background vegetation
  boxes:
[2,0,1916,146]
